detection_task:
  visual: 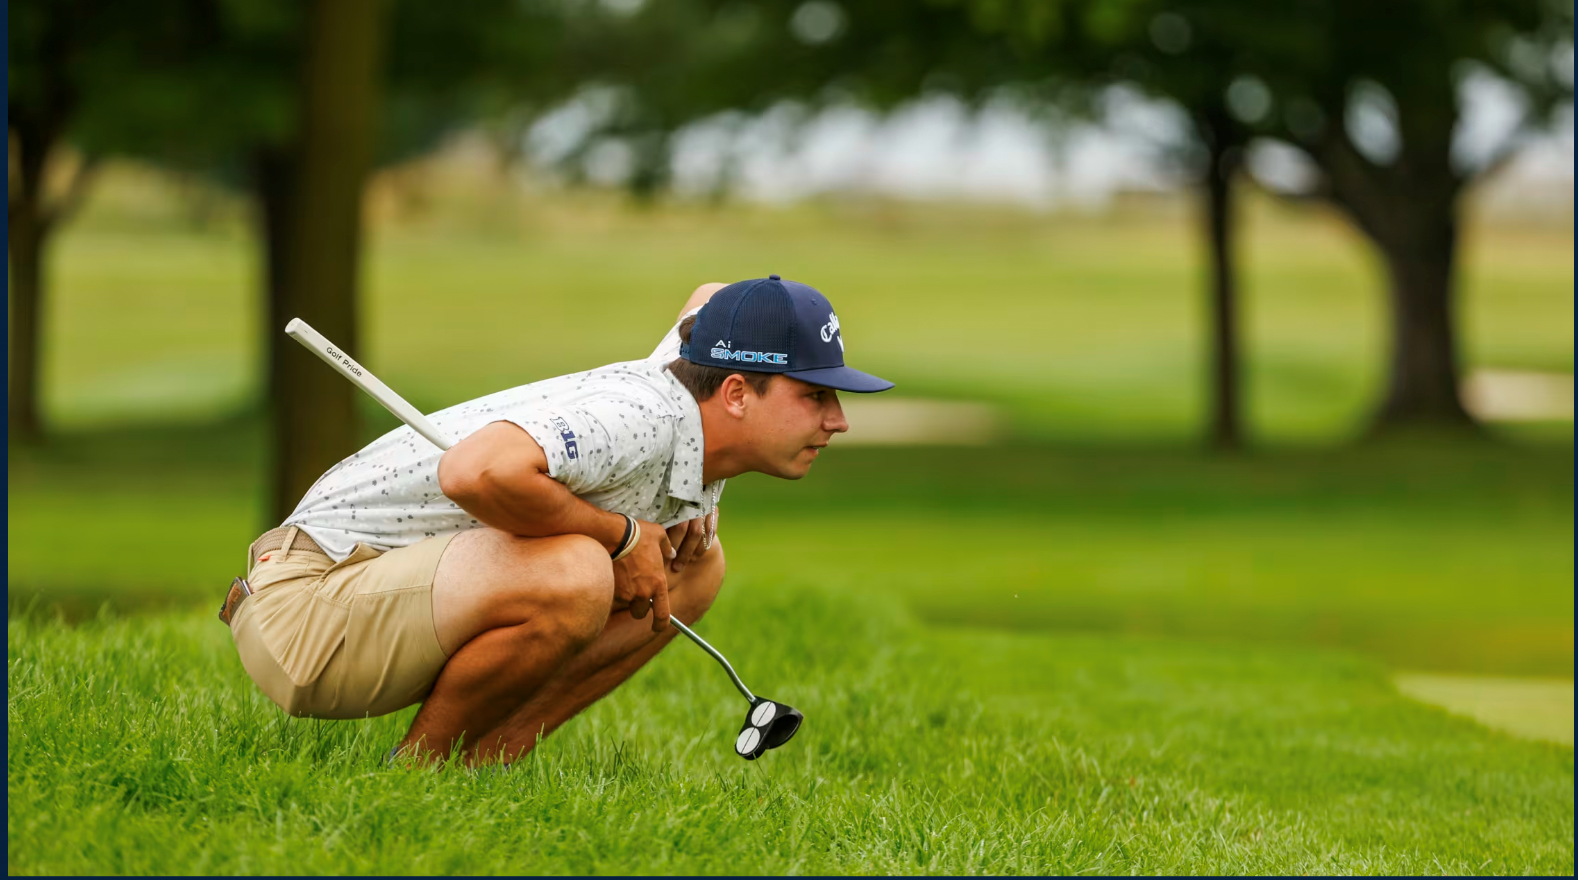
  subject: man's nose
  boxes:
[826,397,849,434]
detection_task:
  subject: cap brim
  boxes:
[783,365,895,393]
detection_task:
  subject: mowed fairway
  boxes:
[8,167,1574,873]
[9,589,1574,874]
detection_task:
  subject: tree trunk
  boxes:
[1371,215,1474,430]
[268,0,388,525]
[253,146,296,428]
[8,202,48,444]
[1307,95,1477,435]
[1202,135,1243,451]
[8,119,59,446]
[8,7,78,447]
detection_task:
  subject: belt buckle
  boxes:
[217,576,252,626]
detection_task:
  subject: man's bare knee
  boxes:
[480,535,610,658]
[433,529,614,654]
[532,534,614,643]
[534,533,612,590]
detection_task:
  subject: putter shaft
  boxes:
[668,617,755,702]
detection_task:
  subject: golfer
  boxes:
[220,276,893,764]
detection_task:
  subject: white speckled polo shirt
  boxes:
[283,311,722,562]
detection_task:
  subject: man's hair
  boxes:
[667,315,776,402]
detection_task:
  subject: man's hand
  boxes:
[613,520,675,631]
[665,506,720,574]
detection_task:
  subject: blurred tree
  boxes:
[999,1,1281,450]
[93,0,575,522]
[960,0,1573,433]
[246,0,575,521]
[1257,0,1571,431]
[6,1,189,443]
[559,0,1571,440]
[8,0,306,452]
[265,0,576,520]
[530,1,1024,199]
[270,0,388,523]
[550,0,1256,446]
[13,0,577,518]
[9,0,383,517]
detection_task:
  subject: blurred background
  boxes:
[9,0,1573,736]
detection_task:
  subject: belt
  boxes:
[219,526,330,626]
[248,524,329,566]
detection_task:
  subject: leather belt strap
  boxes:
[249,524,329,565]
[222,526,331,627]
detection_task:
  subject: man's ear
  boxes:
[719,373,753,417]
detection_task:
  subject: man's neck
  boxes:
[698,403,749,484]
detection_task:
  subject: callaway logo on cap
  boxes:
[680,275,895,393]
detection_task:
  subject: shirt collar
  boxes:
[658,366,711,506]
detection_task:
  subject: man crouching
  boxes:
[221,276,893,765]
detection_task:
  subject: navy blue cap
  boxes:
[680,275,895,393]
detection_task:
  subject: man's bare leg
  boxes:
[468,540,726,765]
[396,529,616,761]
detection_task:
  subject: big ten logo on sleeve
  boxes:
[549,416,579,460]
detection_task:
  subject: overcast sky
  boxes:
[536,71,1574,212]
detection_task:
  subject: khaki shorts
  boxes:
[229,527,457,719]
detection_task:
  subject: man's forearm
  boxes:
[444,461,627,554]
[503,473,626,552]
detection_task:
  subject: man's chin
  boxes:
[767,460,815,480]
[757,448,823,480]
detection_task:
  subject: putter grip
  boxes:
[284,318,454,451]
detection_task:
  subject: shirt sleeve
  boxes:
[648,307,704,365]
[505,395,675,496]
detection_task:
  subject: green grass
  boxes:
[12,424,1571,677]
[7,165,1574,873]
[8,424,1572,872]
[9,588,1573,874]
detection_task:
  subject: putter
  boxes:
[665,617,803,760]
[285,318,803,760]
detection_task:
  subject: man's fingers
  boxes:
[665,522,688,548]
[625,520,671,624]
[610,562,635,605]
[673,519,706,572]
[651,581,671,632]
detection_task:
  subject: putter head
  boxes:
[733,697,803,760]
